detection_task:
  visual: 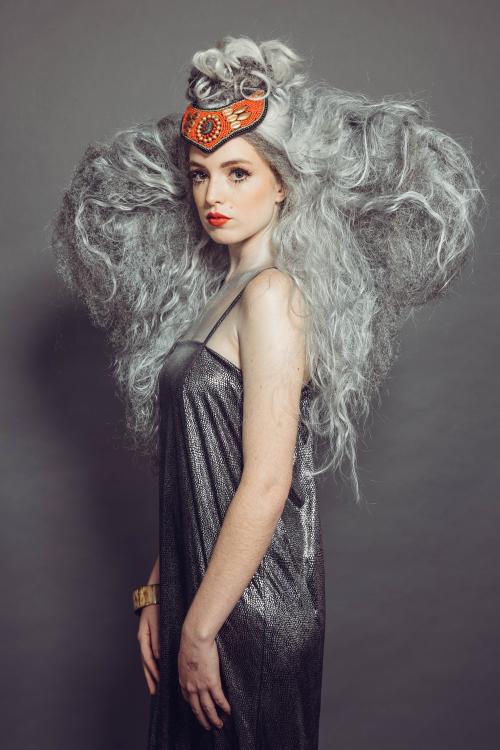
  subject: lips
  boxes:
[207,212,231,227]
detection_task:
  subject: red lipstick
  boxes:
[207,211,231,227]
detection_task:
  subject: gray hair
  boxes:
[49,35,485,504]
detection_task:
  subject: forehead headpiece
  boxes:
[180,89,268,153]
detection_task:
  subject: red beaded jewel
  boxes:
[180,89,268,153]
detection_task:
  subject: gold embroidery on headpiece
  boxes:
[180,89,268,152]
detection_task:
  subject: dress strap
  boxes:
[203,266,278,345]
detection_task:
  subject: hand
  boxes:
[137,603,160,695]
[178,625,231,731]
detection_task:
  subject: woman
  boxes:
[50,35,483,749]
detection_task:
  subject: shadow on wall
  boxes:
[33,297,156,748]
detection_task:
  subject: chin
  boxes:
[208,229,245,244]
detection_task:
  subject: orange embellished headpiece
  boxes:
[180,89,268,153]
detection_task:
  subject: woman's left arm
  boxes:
[179,269,308,729]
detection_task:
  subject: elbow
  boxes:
[240,469,293,512]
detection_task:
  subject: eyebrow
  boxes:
[188,158,254,169]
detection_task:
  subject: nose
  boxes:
[204,173,226,206]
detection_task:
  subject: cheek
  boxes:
[240,179,275,211]
[192,188,203,208]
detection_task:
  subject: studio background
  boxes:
[1,1,498,749]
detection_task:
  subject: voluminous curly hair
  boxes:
[49,35,485,504]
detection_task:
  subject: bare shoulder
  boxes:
[239,267,306,320]
[238,267,310,385]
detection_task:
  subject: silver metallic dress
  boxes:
[147,268,326,749]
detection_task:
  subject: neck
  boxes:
[223,209,280,283]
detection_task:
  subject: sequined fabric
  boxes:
[147,269,326,749]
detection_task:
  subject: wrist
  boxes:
[132,583,159,615]
[181,613,217,644]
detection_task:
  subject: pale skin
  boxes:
[137,135,309,731]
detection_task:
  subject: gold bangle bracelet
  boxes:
[132,583,160,615]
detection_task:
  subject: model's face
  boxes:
[187,137,285,244]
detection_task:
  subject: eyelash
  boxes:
[188,167,251,184]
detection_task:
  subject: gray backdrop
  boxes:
[1,1,498,748]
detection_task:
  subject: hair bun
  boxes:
[185,35,308,107]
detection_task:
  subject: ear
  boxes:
[276,180,286,204]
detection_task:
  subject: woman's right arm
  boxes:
[147,554,159,585]
[137,554,160,694]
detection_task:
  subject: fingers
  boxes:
[139,636,160,685]
[184,684,230,731]
[189,690,211,731]
[211,683,232,717]
[142,662,158,695]
[142,653,160,692]
[137,614,160,694]
[151,627,160,661]
[199,688,224,730]
[146,606,161,660]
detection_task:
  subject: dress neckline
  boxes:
[174,339,311,393]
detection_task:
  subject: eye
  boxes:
[187,166,251,184]
[188,169,206,184]
[230,167,250,182]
